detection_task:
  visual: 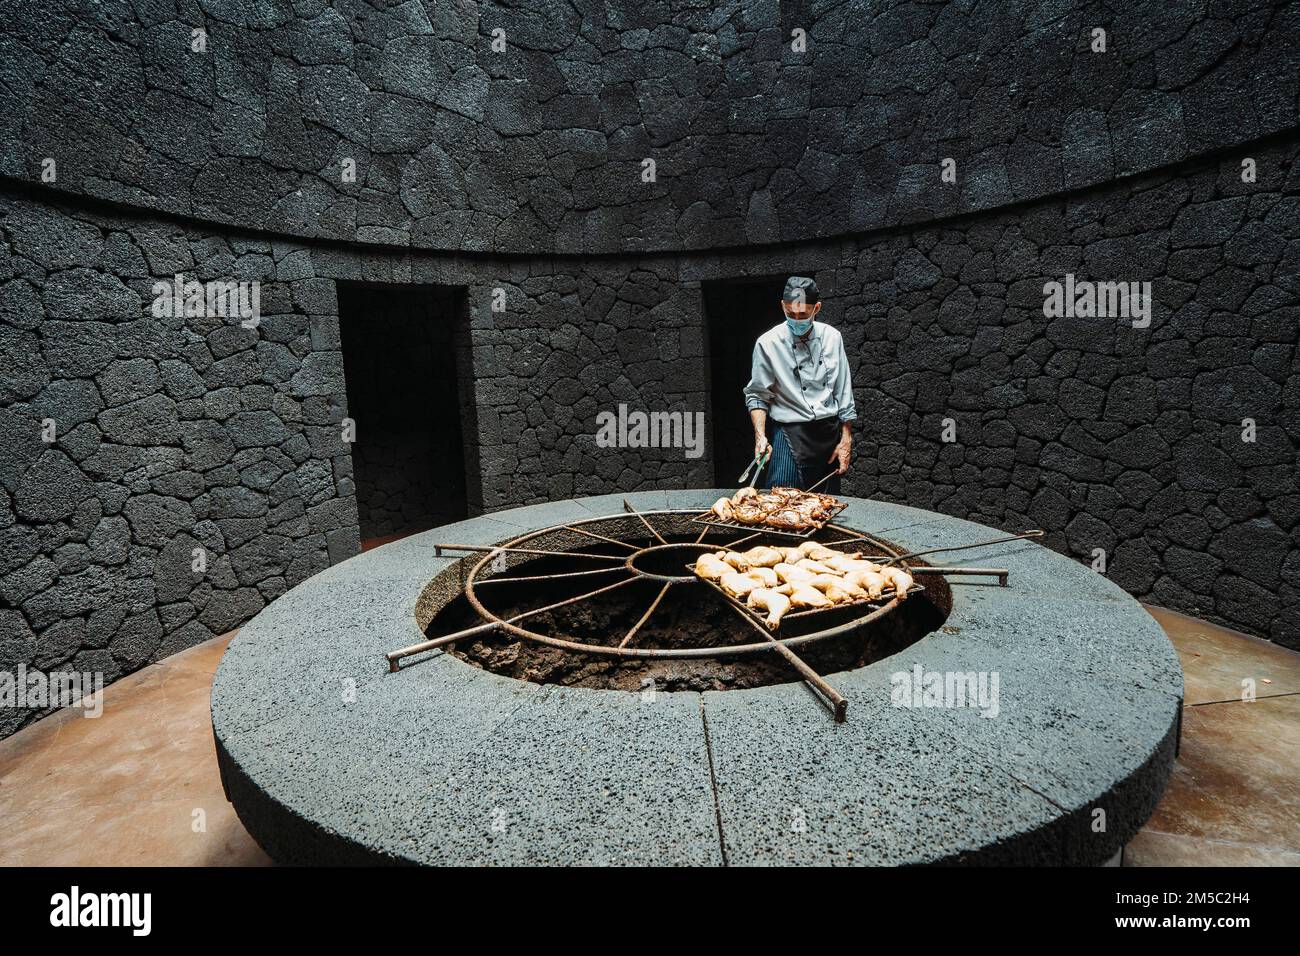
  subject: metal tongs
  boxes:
[737,448,771,487]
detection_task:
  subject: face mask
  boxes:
[785,315,813,336]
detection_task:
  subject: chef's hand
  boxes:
[829,437,851,475]
[754,434,771,460]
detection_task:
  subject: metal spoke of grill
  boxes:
[618,581,673,649]
[432,543,629,562]
[388,574,641,668]
[622,499,668,544]
[474,566,628,585]
[562,525,640,551]
[724,600,848,722]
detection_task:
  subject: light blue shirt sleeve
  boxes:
[744,340,774,412]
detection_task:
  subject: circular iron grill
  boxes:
[388,501,1035,721]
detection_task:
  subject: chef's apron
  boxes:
[764,416,841,494]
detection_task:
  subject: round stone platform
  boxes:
[211,491,1183,865]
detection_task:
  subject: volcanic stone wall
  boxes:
[3,0,1298,254]
[0,194,357,738]
[2,1,1299,739]
[824,136,1300,648]
[4,128,1294,742]
[0,188,715,737]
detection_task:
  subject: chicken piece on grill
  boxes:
[774,562,815,586]
[731,503,769,525]
[787,584,833,608]
[795,558,835,575]
[746,588,792,630]
[720,571,762,599]
[822,582,855,604]
[882,567,914,600]
[746,565,779,588]
[767,509,813,531]
[741,545,784,568]
[791,498,829,521]
[809,573,867,602]
[843,568,885,599]
[776,545,805,562]
[797,541,839,561]
[837,558,884,574]
[732,486,759,503]
[710,497,735,522]
[823,553,869,575]
[693,553,731,581]
[717,550,749,571]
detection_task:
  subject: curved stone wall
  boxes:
[3,0,1297,254]
[1,2,1297,738]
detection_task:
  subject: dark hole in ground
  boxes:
[427,533,951,692]
[338,281,472,539]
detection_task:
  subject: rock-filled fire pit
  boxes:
[211,490,1182,865]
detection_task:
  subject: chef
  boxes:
[744,276,856,494]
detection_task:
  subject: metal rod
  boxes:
[387,619,502,670]
[475,566,627,585]
[618,581,673,648]
[432,543,628,562]
[725,602,848,723]
[689,521,767,550]
[723,529,766,549]
[815,529,1042,567]
[911,566,1009,586]
[387,575,641,667]
[802,469,837,494]
[877,530,1044,567]
[621,499,669,544]
[561,525,639,551]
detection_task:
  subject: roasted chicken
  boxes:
[703,485,843,531]
[689,535,917,629]
[746,588,792,629]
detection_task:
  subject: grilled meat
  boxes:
[746,588,792,629]
[774,562,816,586]
[787,584,833,608]
[741,545,785,568]
[694,553,731,580]
[882,567,914,600]
[720,571,762,599]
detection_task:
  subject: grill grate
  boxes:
[386,501,1040,722]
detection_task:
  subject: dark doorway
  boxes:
[703,274,793,486]
[338,282,471,540]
